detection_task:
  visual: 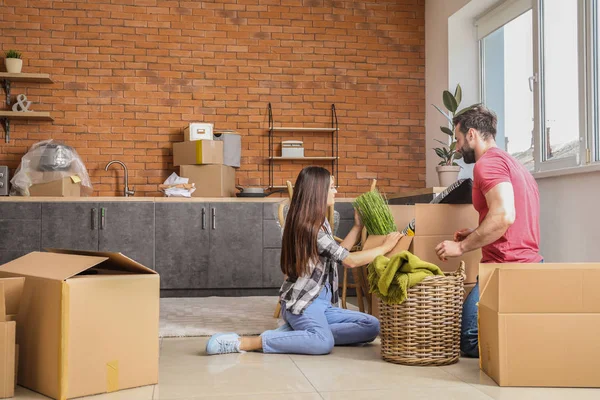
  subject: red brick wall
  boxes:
[0,0,425,197]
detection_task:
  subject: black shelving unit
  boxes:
[267,103,339,189]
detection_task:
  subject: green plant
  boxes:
[353,189,397,236]
[5,50,22,59]
[432,84,475,166]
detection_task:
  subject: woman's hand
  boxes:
[353,209,363,229]
[382,232,402,253]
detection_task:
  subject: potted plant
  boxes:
[432,84,473,187]
[5,50,22,74]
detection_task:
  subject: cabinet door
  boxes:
[155,203,209,289]
[98,202,155,269]
[41,202,99,251]
[0,202,42,264]
[208,202,263,288]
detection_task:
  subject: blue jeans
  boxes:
[461,259,543,358]
[261,285,380,355]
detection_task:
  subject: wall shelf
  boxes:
[267,103,339,190]
[0,73,54,143]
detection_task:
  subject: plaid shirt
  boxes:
[279,220,350,315]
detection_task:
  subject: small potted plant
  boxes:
[432,84,474,187]
[5,50,22,74]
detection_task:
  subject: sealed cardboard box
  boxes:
[479,262,600,387]
[0,277,24,399]
[0,250,159,400]
[29,176,81,197]
[180,165,236,197]
[173,140,223,166]
[362,204,481,283]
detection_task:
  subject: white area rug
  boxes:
[159,296,358,338]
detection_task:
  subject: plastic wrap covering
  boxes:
[10,140,93,196]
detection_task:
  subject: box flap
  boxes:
[46,249,157,275]
[0,278,24,321]
[361,235,413,258]
[0,252,108,281]
[387,205,415,232]
[479,263,600,313]
[415,204,478,236]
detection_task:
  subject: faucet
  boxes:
[105,160,135,197]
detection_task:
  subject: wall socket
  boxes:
[0,166,8,196]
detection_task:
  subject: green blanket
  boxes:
[368,251,444,305]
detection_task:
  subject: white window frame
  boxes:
[477,0,598,175]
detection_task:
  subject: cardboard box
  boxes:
[0,250,160,400]
[479,262,600,387]
[180,165,236,197]
[0,277,24,399]
[362,204,481,283]
[29,176,81,197]
[173,140,223,166]
[184,122,213,141]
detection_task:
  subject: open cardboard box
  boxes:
[0,249,160,400]
[478,262,600,387]
[0,277,24,399]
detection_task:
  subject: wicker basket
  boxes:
[379,261,466,366]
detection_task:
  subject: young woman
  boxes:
[206,166,401,355]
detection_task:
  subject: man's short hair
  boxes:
[453,105,497,141]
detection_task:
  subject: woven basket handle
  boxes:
[457,261,466,280]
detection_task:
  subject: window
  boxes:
[481,10,534,171]
[478,0,598,174]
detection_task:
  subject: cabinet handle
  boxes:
[201,208,206,230]
[91,208,97,230]
[100,207,106,230]
[211,207,216,230]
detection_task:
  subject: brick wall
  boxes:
[0,0,425,197]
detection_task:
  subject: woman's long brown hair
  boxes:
[280,166,331,280]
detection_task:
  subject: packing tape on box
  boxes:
[59,282,70,400]
[195,141,205,164]
[106,360,119,392]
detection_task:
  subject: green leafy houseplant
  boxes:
[432,84,474,166]
[5,50,22,59]
[4,49,23,73]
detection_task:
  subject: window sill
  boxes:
[532,163,600,179]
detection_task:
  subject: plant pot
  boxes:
[436,165,461,187]
[5,58,22,73]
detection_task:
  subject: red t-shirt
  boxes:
[472,147,542,263]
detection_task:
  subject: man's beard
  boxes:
[461,145,476,164]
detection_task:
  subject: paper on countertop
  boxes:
[161,172,196,197]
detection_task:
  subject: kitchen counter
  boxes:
[0,196,356,203]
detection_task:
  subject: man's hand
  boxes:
[454,228,474,242]
[435,240,464,261]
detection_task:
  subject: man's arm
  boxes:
[459,181,516,253]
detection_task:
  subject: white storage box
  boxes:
[184,123,214,141]
[282,140,304,158]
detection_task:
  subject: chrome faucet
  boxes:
[105,160,135,197]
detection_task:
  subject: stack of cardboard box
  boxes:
[0,249,160,399]
[173,123,240,197]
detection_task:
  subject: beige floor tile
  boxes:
[320,386,493,400]
[154,361,315,399]
[174,394,322,400]
[293,357,465,391]
[79,385,155,400]
[160,337,294,367]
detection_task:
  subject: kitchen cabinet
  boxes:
[155,202,263,290]
[155,203,209,289]
[41,202,155,267]
[0,202,41,264]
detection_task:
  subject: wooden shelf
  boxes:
[0,73,53,84]
[269,156,338,161]
[0,111,53,121]
[271,127,337,132]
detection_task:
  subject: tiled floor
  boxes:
[12,337,600,400]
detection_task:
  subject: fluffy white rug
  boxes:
[159,296,358,338]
